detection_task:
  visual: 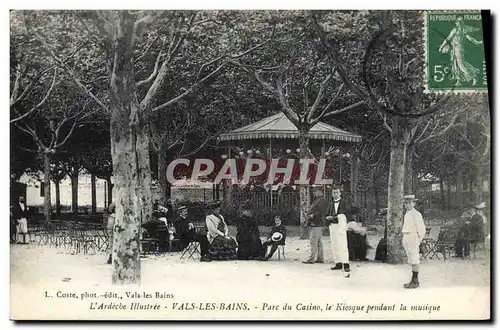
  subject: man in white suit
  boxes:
[402,194,426,289]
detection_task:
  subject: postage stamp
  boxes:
[424,11,488,93]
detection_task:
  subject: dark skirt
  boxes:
[209,236,238,260]
[347,231,369,261]
[237,238,262,260]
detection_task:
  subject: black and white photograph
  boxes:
[7,5,492,321]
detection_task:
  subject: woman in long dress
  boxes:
[206,202,237,260]
[439,17,483,86]
[236,208,262,260]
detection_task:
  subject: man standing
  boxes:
[175,205,211,262]
[469,202,486,245]
[401,194,426,289]
[303,187,327,264]
[12,196,29,244]
[326,186,352,277]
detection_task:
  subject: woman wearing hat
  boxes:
[401,195,426,289]
[205,202,237,260]
[236,206,262,260]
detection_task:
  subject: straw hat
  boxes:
[403,194,418,202]
[475,202,486,209]
[271,232,283,242]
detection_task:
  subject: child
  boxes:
[260,215,287,261]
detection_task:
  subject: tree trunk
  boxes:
[157,147,169,203]
[386,117,409,264]
[446,179,452,211]
[456,169,463,207]
[371,170,381,215]
[109,12,144,285]
[43,151,52,222]
[107,177,113,206]
[54,180,61,215]
[136,122,153,224]
[70,171,79,215]
[350,152,359,205]
[298,127,310,240]
[404,144,414,194]
[91,173,97,214]
[474,166,483,204]
[374,186,380,215]
[439,179,445,210]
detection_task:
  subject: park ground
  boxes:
[10,229,490,321]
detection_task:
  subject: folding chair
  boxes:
[470,242,487,259]
[421,226,441,260]
[180,225,205,260]
[180,241,201,260]
[140,238,160,256]
[277,244,286,260]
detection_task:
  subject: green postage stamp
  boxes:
[425,11,488,93]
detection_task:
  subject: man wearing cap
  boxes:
[175,205,211,261]
[402,194,426,289]
[326,186,353,277]
[303,187,328,264]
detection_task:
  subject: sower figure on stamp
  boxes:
[402,194,426,289]
[326,186,352,277]
[302,187,327,264]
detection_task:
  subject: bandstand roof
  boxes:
[218,112,362,143]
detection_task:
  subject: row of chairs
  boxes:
[28,221,109,255]
[420,225,487,261]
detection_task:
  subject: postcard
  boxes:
[10,9,491,321]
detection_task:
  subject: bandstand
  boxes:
[216,112,362,224]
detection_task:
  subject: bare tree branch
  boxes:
[320,100,365,120]
[53,118,79,149]
[307,72,333,122]
[312,14,454,119]
[418,114,459,144]
[136,40,164,88]
[379,112,393,133]
[31,28,110,113]
[151,62,227,112]
[10,63,23,105]
[10,68,58,124]
[276,74,299,124]
[253,70,276,94]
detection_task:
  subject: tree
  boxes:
[313,11,454,263]
[26,10,276,284]
[235,11,364,239]
[420,94,490,206]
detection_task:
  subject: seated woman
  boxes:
[347,221,370,261]
[236,207,262,260]
[206,201,237,261]
[141,214,169,253]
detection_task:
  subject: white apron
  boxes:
[329,214,349,264]
[17,218,28,234]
